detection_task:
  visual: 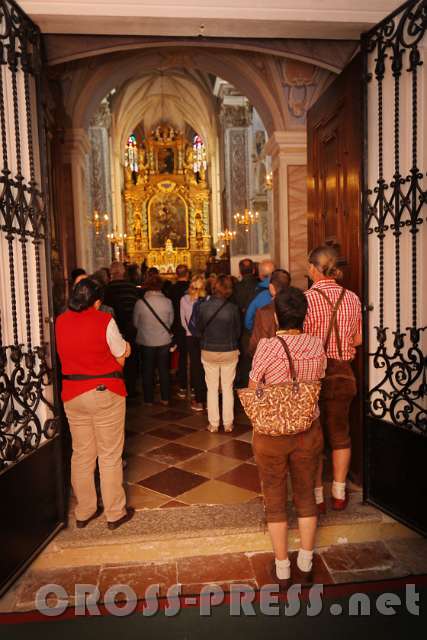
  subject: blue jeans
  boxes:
[140,345,170,403]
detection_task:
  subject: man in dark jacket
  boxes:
[104,261,139,397]
[233,259,258,314]
[168,264,190,397]
[233,258,259,388]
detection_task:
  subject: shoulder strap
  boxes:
[141,297,173,336]
[312,287,346,359]
[276,336,298,385]
[201,299,229,336]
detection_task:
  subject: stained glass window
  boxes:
[192,134,207,175]
[126,134,138,173]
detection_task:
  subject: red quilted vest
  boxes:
[55,307,126,402]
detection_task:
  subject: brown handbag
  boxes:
[237,337,321,437]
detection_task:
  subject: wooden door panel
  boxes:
[307,53,363,484]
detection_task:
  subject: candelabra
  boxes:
[107,226,127,261]
[233,208,259,232]
[218,228,236,245]
[265,171,273,190]
[89,209,109,235]
[218,227,236,258]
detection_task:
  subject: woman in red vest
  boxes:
[56,278,134,530]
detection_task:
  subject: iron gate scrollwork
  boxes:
[0,0,60,469]
[362,0,427,534]
[362,0,427,434]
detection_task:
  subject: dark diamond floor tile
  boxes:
[148,425,195,440]
[209,440,254,461]
[217,463,261,493]
[321,541,396,572]
[156,410,191,422]
[147,442,203,465]
[138,467,207,497]
[175,414,208,429]
[229,424,251,437]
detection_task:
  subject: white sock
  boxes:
[275,558,291,580]
[314,486,324,504]
[332,480,346,500]
[297,548,314,573]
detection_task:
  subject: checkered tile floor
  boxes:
[124,396,262,510]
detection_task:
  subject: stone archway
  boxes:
[53,39,351,277]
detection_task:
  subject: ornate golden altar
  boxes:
[123,125,211,273]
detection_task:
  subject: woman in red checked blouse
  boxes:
[304,245,362,513]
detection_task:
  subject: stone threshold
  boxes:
[31,494,420,571]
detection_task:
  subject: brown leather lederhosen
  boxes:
[314,288,357,450]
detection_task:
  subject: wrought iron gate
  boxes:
[0,0,65,594]
[362,0,427,534]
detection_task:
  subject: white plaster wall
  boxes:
[21,1,402,38]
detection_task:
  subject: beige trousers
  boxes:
[64,388,127,523]
[201,350,239,428]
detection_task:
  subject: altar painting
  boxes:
[148,193,188,249]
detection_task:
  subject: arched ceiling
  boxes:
[111,69,218,154]
[63,47,284,135]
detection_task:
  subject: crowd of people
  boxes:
[56,245,362,586]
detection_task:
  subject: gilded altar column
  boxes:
[264,131,307,284]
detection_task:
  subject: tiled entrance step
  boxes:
[29,493,420,572]
[3,539,427,614]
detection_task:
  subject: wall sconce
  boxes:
[89,209,109,235]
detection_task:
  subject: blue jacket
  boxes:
[244,278,272,331]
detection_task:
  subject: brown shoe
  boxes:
[291,560,313,587]
[107,507,135,530]
[191,401,204,412]
[271,561,291,590]
[76,506,103,529]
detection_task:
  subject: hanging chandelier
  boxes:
[218,228,236,245]
[233,208,259,232]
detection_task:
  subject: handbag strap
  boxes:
[200,299,229,336]
[312,287,346,359]
[141,297,173,337]
[276,336,298,386]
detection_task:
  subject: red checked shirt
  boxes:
[304,280,362,361]
[250,333,326,385]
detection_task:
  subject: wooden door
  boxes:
[307,53,364,484]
